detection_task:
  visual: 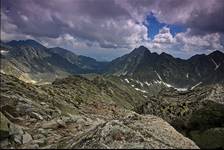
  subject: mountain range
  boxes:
[1,40,223,87]
[106,46,224,88]
[1,39,224,149]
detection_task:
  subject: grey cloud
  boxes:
[2,0,224,40]
[131,0,224,35]
[2,0,145,48]
[186,1,224,35]
[1,0,224,60]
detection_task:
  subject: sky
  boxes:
[1,0,224,61]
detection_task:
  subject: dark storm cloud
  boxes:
[2,0,63,38]
[2,0,224,39]
[186,1,224,35]
[150,0,224,35]
[1,0,132,38]
[1,0,223,60]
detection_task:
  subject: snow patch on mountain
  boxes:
[155,71,162,81]
[134,88,147,93]
[0,50,9,55]
[122,71,128,76]
[124,78,130,83]
[211,58,221,70]
[136,80,144,87]
[145,81,151,86]
[0,70,6,74]
[174,88,188,92]
[191,82,202,90]
[153,80,188,91]
[162,82,172,88]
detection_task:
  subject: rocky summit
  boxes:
[0,40,224,149]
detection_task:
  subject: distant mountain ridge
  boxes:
[106,46,224,88]
[0,40,107,83]
[1,39,224,86]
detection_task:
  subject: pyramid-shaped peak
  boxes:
[138,46,149,51]
[131,46,150,54]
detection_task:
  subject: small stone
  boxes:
[61,116,71,123]
[31,112,44,120]
[56,119,66,128]
[13,134,22,144]
[76,118,86,124]
[30,118,37,123]
[40,102,46,105]
[38,129,49,137]
[22,132,32,144]
[33,133,46,140]
[42,120,58,129]
[33,138,46,146]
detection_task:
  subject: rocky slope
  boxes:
[0,73,199,149]
[135,84,224,149]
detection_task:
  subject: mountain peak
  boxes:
[138,45,148,49]
[131,46,150,55]
[138,45,149,52]
[7,39,45,49]
[209,50,224,57]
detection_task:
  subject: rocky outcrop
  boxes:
[57,112,198,149]
[0,112,33,148]
[1,110,199,149]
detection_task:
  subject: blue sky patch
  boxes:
[144,13,186,39]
